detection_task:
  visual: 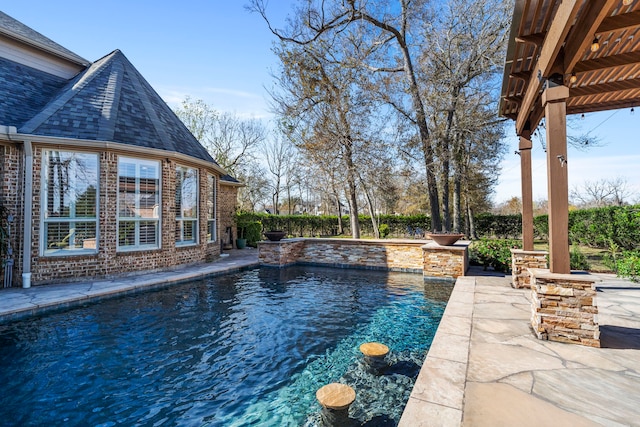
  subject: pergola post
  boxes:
[519,131,534,251]
[542,84,570,274]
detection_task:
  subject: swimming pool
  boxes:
[0,266,452,426]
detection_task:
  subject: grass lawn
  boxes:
[534,241,613,273]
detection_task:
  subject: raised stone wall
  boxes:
[259,238,427,272]
[258,239,305,266]
[259,238,469,277]
[423,242,469,279]
[530,268,600,347]
[511,249,548,289]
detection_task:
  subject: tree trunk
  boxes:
[344,140,360,239]
[336,194,343,235]
[361,179,379,239]
[467,202,477,240]
[453,174,462,233]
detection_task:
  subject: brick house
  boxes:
[0,11,240,287]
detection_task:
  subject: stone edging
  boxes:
[399,276,475,426]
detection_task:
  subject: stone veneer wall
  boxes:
[530,268,600,347]
[422,242,469,279]
[259,238,428,272]
[511,249,548,289]
[2,141,226,286]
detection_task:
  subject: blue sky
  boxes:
[4,1,639,205]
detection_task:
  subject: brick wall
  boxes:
[3,141,229,286]
[218,183,239,247]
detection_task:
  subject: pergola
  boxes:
[500,0,640,274]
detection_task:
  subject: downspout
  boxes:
[21,139,33,288]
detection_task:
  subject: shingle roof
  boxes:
[0,11,89,66]
[0,56,68,127]
[19,49,216,164]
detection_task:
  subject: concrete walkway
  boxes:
[0,248,260,323]
[401,268,640,427]
[2,254,640,426]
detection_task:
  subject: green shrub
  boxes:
[378,224,390,238]
[470,239,521,272]
[244,221,262,247]
[570,245,590,271]
[605,250,640,282]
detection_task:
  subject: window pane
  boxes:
[118,221,136,247]
[46,221,97,251]
[44,151,98,219]
[183,220,196,243]
[139,221,158,246]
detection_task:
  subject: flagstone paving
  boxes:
[401,268,640,426]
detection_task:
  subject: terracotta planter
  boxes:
[427,233,464,246]
[264,231,287,241]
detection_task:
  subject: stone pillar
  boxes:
[511,249,548,288]
[519,132,534,251]
[542,84,570,274]
[530,268,600,347]
[422,241,470,279]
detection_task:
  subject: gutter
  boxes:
[21,139,33,288]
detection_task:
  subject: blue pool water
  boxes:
[0,266,452,426]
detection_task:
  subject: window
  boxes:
[207,174,216,242]
[118,157,160,250]
[175,165,198,245]
[42,151,98,255]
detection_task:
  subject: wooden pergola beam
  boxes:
[573,51,640,74]
[570,78,640,98]
[563,0,617,74]
[596,10,640,34]
[516,0,580,135]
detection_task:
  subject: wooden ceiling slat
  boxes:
[574,51,640,73]
[596,10,640,34]
[516,33,546,45]
[570,77,640,97]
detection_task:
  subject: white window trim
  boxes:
[40,150,99,257]
[117,157,161,252]
[175,165,199,246]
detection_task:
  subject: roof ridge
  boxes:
[96,58,124,141]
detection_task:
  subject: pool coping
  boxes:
[398,275,474,426]
[0,250,261,323]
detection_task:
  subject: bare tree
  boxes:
[174,98,266,176]
[263,134,294,214]
[571,177,631,208]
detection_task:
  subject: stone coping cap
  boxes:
[360,342,389,357]
[316,383,356,410]
[423,240,471,250]
[511,249,549,255]
[529,268,602,283]
[259,237,428,246]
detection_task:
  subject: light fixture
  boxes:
[569,73,577,84]
[591,37,600,52]
[623,0,633,6]
[581,113,585,120]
